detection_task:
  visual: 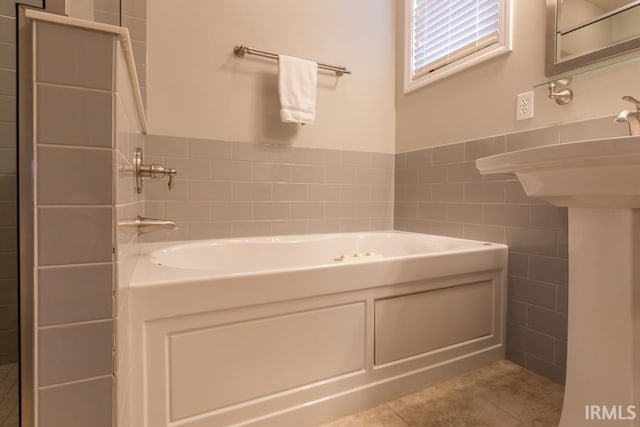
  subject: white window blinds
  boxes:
[412,0,501,79]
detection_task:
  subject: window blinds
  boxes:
[412,0,500,78]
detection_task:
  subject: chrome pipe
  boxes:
[119,216,177,235]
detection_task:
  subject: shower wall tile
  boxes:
[32,19,146,426]
[36,22,114,90]
[38,376,113,427]
[38,320,114,386]
[143,136,395,242]
[390,118,625,385]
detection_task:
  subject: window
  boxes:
[404,0,512,92]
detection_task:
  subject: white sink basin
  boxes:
[477,136,640,427]
[476,136,640,208]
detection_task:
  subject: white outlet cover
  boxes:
[516,91,534,121]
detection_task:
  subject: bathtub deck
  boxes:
[318,360,564,427]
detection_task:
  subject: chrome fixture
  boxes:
[119,216,177,235]
[134,147,177,194]
[233,44,351,76]
[547,79,573,105]
[614,95,640,136]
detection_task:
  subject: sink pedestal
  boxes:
[475,137,640,427]
[561,208,639,426]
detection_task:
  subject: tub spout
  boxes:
[119,216,177,235]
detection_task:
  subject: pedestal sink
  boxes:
[476,136,640,427]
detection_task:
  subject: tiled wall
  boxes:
[395,115,628,384]
[32,19,144,427]
[121,0,146,107]
[142,135,395,242]
[0,3,19,366]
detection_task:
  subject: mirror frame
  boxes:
[545,0,640,76]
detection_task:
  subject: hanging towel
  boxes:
[278,55,318,125]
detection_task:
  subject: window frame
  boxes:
[403,0,513,93]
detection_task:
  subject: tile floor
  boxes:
[319,360,564,427]
[0,364,18,427]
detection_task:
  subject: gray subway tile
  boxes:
[291,165,324,183]
[506,345,526,366]
[371,152,394,169]
[163,157,210,180]
[0,94,15,122]
[164,201,209,222]
[506,228,558,257]
[556,286,568,314]
[506,323,554,361]
[554,340,567,367]
[525,354,565,384]
[507,299,527,326]
[432,143,465,164]
[39,376,113,427]
[211,160,253,181]
[38,84,113,148]
[38,207,112,266]
[290,202,325,220]
[324,167,356,184]
[430,221,464,238]
[530,205,568,231]
[527,306,568,341]
[0,121,16,148]
[0,16,15,43]
[37,22,113,90]
[307,219,341,233]
[395,202,417,218]
[325,202,356,219]
[356,168,392,185]
[355,202,391,218]
[145,179,188,201]
[122,0,146,18]
[188,181,232,201]
[253,163,290,182]
[0,175,16,200]
[0,279,17,305]
[464,136,506,160]
[340,150,372,168]
[0,304,17,330]
[308,148,341,166]
[187,222,232,240]
[271,221,308,236]
[38,264,113,326]
[0,329,17,357]
[506,127,558,152]
[211,202,252,221]
[272,183,306,201]
[0,253,16,279]
[417,202,446,221]
[395,168,418,185]
[484,204,529,227]
[446,203,483,223]
[0,42,15,70]
[188,138,233,160]
[38,320,113,386]
[121,15,146,42]
[508,276,556,310]
[253,202,289,220]
[446,162,483,183]
[0,226,15,253]
[529,255,568,286]
[464,182,505,203]
[341,185,372,202]
[38,146,112,205]
[0,68,15,96]
[232,221,271,237]
[418,165,447,184]
[463,224,505,243]
[0,201,16,226]
[509,252,529,277]
[307,184,341,201]
[144,134,187,157]
[505,181,534,203]
[558,115,627,143]
[431,183,464,202]
[232,182,271,201]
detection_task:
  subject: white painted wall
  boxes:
[147,0,396,153]
[395,0,640,152]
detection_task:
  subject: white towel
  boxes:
[278,55,318,125]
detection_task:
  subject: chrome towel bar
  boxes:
[233,44,351,76]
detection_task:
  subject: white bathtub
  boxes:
[128,231,508,427]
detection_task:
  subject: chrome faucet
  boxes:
[134,147,177,194]
[614,96,640,136]
[119,216,177,235]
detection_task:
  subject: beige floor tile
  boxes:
[318,404,409,427]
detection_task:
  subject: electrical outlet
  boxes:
[516,91,534,120]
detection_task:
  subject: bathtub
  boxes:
[128,231,508,427]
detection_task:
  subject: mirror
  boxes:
[546,0,640,75]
